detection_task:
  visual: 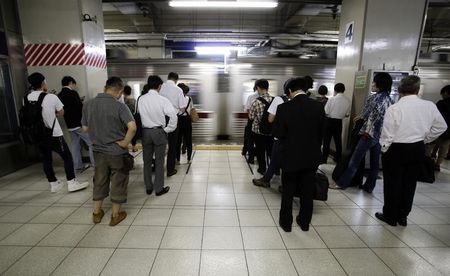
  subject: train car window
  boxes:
[0,61,18,144]
[178,79,201,108]
[125,81,145,99]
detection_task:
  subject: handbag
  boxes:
[417,155,435,183]
[314,169,329,201]
[186,97,199,123]
[190,107,199,123]
[185,97,199,123]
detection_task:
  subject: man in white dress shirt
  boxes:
[322,83,351,163]
[376,75,447,227]
[139,75,178,196]
[159,72,187,176]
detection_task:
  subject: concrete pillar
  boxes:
[17,0,107,100]
[335,0,428,147]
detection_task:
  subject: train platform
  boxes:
[0,150,449,275]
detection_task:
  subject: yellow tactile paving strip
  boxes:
[193,145,242,150]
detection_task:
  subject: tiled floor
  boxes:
[0,150,449,275]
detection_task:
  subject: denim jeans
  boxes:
[69,128,95,169]
[338,136,381,190]
[263,139,281,182]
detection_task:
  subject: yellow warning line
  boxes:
[127,143,242,151]
[194,145,242,150]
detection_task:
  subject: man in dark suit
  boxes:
[272,77,325,232]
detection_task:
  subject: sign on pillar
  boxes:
[345,21,354,44]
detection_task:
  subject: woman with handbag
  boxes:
[176,83,194,163]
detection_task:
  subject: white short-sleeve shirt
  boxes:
[27,91,64,137]
[159,80,187,113]
[268,96,286,115]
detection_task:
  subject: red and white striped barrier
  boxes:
[24,43,107,69]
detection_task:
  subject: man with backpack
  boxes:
[253,78,292,187]
[58,76,95,171]
[249,79,274,175]
[23,72,89,193]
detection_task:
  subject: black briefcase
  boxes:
[314,170,329,201]
[293,170,329,201]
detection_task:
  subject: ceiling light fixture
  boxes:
[195,46,247,56]
[169,1,278,9]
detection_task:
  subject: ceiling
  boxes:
[102,0,450,57]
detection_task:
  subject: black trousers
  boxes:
[382,141,424,222]
[176,115,193,161]
[243,120,255,160]
[280,169,316,227]
[322,118,343,163]
[167,127,179,173]
[253,133,273,173]
[38,136,75,182]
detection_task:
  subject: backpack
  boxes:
[257,96,273,135]
[19,92,49,144]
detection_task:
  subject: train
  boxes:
[107,57,450,143]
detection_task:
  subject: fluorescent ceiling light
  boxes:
[169,1,278,8]
[195,46,246,56]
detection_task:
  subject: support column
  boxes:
[17,0,107,99]
[335,0,428,148]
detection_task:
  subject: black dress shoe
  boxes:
[296,216,309,231]
[146,189,153,195]
[361,185,373,194]
[248,159,255,164]
[167,169,177,177]
[375,212,397,226]
[398,217,407,226]
[156,186,170,196]
[279,219,292,232]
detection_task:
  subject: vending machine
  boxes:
[347,70,412,168]
[351,70,412,117]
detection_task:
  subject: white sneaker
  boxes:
[67,179,89,192]
[50,180,63,193]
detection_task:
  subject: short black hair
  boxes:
[398,75,420,95]
[178,83,190,94]
[304,75,314,89]
[123,85,132,96]
[440,85,450,96]
[28,72,45,90]
[105,76,124,90]
[283,78,295,95]
[61,76,76,87]
[286,77,307,94]
[373,72,393,92]
[141,84,149,95]
[318,85,328,96]
[168,72,179,81]
[255,79,269,90]
[147,75,163,90]
[334,83,345,93]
